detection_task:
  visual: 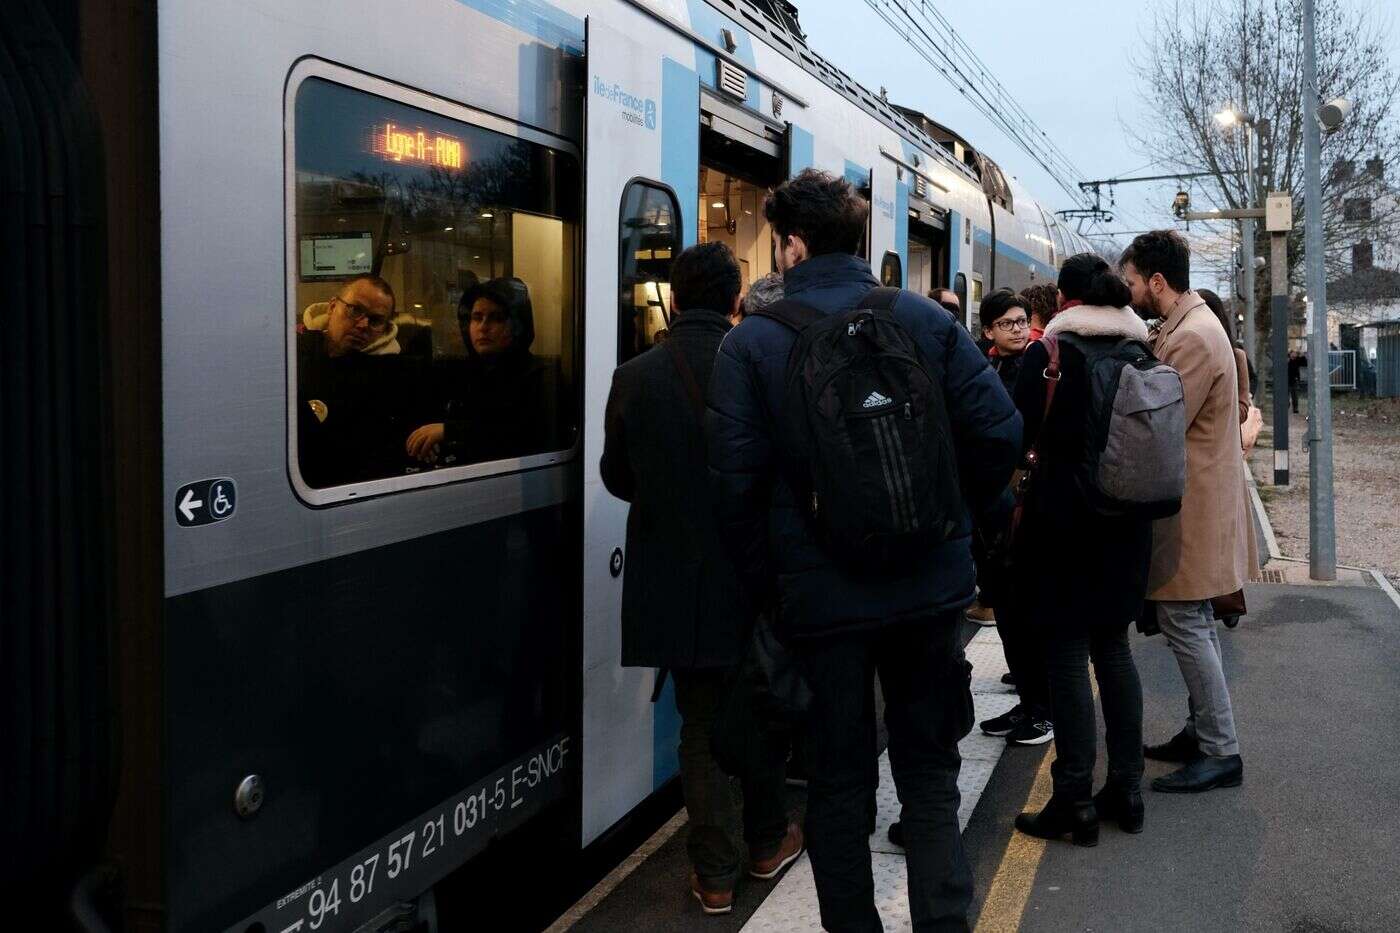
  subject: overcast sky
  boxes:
[796,0,1231,284]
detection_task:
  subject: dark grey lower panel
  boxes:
[165,506,577,932]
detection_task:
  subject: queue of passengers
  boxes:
[602,168,1257,931]
[295,271,560,488]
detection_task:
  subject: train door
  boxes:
[581,18,692,845]
[907,214,948,299]
[697,88,787,290]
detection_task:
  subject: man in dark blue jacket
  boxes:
[707,169,1021,931]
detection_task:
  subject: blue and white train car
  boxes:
[5,1,1098,930]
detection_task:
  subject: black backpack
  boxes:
[755,287,963,574]
[1044,333,1186,519]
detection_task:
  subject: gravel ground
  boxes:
[1248,394,1400,586]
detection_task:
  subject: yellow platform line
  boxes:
[973,748,1055,933]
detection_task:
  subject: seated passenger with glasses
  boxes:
[405,276,560,467]
[297,275,425,488]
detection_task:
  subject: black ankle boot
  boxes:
[1014,797,1098,847]
[1092,783,1144,834]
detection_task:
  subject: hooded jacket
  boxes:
[301,302,402,355]
[437,279,562,466]
[706,252,1022,639]
[1011,304,1154,628]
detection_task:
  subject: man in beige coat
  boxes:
[1122,231,1248,794]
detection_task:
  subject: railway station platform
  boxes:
[546,575,1400,932]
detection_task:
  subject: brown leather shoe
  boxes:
[965,601,996,625]
[689,872,734,915]
[749,822,804,880]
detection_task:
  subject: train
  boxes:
[4,0,1096,930]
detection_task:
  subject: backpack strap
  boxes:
[751,298,825,333]
[858,286,901,313]
[662,338,706,420]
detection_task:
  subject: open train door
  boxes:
[580,16,696,844]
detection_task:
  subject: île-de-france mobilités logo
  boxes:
[593,75,657,131]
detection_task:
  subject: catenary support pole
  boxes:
[1242,216,1256,372]
[1302,0,1336,579]
[1270,231,1289,485]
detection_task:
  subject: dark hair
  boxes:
[458,276,535,353]
[763,168,870,257]
[1120,229,1190,293]
[978,288,1025,331]
[670,242,742,315]
[1197,288,1235,343]
[1058,252,1132,307]
[343,274,396,313]
[1018,283,1058,327]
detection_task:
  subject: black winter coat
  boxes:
[436,352,561,465]
[601,310,752,670]
[296,332,427,488]
[706,253,1022,640]
[1011,312,1153,630]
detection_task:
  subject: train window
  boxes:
[880,251,902,287]
[289,75,581,498]
[954,272,968,316]
[619,181,682,363]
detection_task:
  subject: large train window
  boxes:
[287,72,581,501]
[619,181,681,363]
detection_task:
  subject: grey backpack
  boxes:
[1046,334,1186,519]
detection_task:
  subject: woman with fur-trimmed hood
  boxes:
[1008,253,1152,848]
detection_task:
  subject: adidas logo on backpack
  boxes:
[862,391,892,409]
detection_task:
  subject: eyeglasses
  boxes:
[993,316,1030,333]
[335,296,392,330]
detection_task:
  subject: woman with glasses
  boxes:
[1007,253,1152,847]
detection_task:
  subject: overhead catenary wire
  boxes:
[861,0,1093,211]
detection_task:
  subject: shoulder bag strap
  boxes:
[662,338,706,420]
[750,298,825,333]
[857,285,901,313]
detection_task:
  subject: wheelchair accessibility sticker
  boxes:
[175,477,237,527]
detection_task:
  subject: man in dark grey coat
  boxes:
[601,243,801,915]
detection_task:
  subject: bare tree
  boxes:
[1128,0,1400,298]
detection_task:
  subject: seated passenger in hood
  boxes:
[405,277,562,466]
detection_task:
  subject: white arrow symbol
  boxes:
[179,489,203,522]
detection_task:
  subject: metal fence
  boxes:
[1328,349,1357,390]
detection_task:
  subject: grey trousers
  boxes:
[1156,600,1241,757]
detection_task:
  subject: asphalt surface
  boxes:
[1013,581,1400,933]
[557,583,1400,932]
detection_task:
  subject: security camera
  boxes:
[1318,98,1352,134]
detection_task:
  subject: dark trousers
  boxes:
[1044,626,1144,801]
[672,668,789,889]
[797,615,974,932]
[1290,382,1300,413]
[996,601,1051,721]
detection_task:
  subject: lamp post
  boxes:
[1213,107,1262,379]
[1302,0,1336,580]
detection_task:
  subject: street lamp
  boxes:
[1213,107,1262,379]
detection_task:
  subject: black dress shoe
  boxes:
[1144,728,1204,763]
[1092,784,1145,833]
[1014,797,1099,847]
[1151,755,1243,794]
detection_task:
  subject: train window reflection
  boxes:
[618,181,681,363]
[291,77,580,492]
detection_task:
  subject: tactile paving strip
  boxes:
[742,628,1015,932]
